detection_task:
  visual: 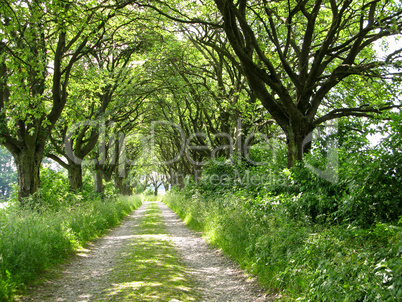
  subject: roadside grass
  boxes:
[103,201,199,301]
[164,192,402,301]
[0,195,142,301]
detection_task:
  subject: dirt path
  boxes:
[158,202,270,302]
[18,204,148,302]
[18,201,271,301]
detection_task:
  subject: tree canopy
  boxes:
[0,0,401,202]
[135,0,402,166]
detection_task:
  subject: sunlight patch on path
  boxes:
[101,201,198,301]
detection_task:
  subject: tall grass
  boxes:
[164,192,402,301]
[0,194,141,301]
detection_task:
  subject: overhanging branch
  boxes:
[130,1,221,27]
[313,104,402,126]
[46,153,69,170]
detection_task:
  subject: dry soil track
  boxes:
[18,201,272,301]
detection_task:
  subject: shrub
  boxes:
[163,191,402,301]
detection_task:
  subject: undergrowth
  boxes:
[0,169,142,301]
[163,128,402,300]
[164,192,402,301]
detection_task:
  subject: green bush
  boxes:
[164,191,402,301]
[143,188,155,196]
[196,157,238,196]
[255,147,402,227]
[163,115,401,300]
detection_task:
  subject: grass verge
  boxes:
[163,192,402,301]
[0,195,142,301]
[102,200,199,301]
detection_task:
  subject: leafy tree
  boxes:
[135,0,402,167]
[141,34,277,187]
[45,8,163,193]
[0,0,117,202]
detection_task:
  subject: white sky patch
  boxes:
[47,60,54,74]
[369,36,402,147]
[368,131,385,147]
[375,35,402,59]
[130,60,146,66]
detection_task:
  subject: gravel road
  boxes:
[17,201,272,301]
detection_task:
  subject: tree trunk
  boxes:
[162,180,170,192]
[286,125,313,168]
[94,167,103,193]
[123,185,132,196]
[13,148,42,203]
[115,176,123,193]
[115,176,132,196]
[154,184,158,196]
[68,162,83,191]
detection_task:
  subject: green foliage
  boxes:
[0,177,141,300]
[143,188,155,196]
[14,167,119,211]
[289,142,401,227]
[197,157,238,195]
[164,192,402,301]
[337,151,402,226]
[187,124,400,227]
[164,118,402,300]
[196,150,288,199]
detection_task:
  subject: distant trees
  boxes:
[141,34,276,187]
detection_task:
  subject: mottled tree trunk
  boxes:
[122,185,132,196]
[115,176,132,196]
[162,180,170,192]
[115,176,123,193]
[286,125,312,168]
[13,148,42,204]
[94,167,103,193]
[68,162,83,191]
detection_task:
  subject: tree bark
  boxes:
[162,180,170,192]
[115,176,122,193]
[285,124,313,168]
[13,148,42,203]
[68,162,83,191]
[123,185,132,196]
[94,167,103,193]
[115,176,132,196]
